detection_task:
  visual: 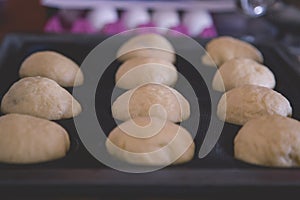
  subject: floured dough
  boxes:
[203,36,263,66]
[112,83,190,122]
[1,77,82,120]
[212,58,276,92]
[117,33,176,63]
[234,115,300,167]
[217,85,292,125]
[116,57,178,89]
[106,117,195,166]
[0,113,70,164]
[19,51,84,87]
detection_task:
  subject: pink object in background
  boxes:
[44,15,64,33]
[102,20,127,35]
[200,26,217,38]
[71,18,96,33]
[45,15,96,33]
[170,25,189,36]
[44,11,217,37]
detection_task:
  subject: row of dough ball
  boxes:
[0,51,84,164]
[204,36,298,167]
[107,34,195,166]
[203,36,292,125]
[1,51,83,120]
[204,36,275,91]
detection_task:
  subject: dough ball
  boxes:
[106,117,195,166]
[212,58,276,92]
[0,113,70,164]
[116,33,176,63]
[1,77,82,120]
[115,57,178,89]
[204,36,263,66]
[19,51,84,87]
[112,83,190,122]
[217,85,292,125]
[234,115,300,167]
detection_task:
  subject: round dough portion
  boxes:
[116,33,176,63]
[112,83,190,122]
[234,115,300,167]
[106,117,195,166]
[212,58,276,92]
[19,51,84,87]
[0,113,70,164]
[1,77,82,120]
[116,57,178,89]
[217,85,292,125]
[204,36,263,66]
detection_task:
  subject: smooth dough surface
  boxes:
[0,113,70,164]
[234,115,300,167]
[212,58,276,92]
[1,77,82,120]
[19,51,84,87]
[112,83,190,122]
[217,85,292,125]
[115,57,178,89]
[106,117,195,166]
[116,33,176,63]
[204,36,263,66]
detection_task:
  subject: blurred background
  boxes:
[0,0,299,56]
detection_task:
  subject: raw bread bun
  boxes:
[203,36,263,66]
[217,85,292,125]
[116,33,176,63]
[112,83,190,122]
[106,117,195,166]
[0,113,70,164]
[234,115,300,167]
[19,51,84,87]
[1,77,82,120]
[212,58,276,92]
[115,57,178,89]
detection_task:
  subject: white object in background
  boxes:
[240,0,276,17]
[183,10,213,36]
[87,7,118,30]
[122,7,150,29]
[152,9,180,29]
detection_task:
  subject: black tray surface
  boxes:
[0,33,300,198]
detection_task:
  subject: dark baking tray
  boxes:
[0,33,300,199]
